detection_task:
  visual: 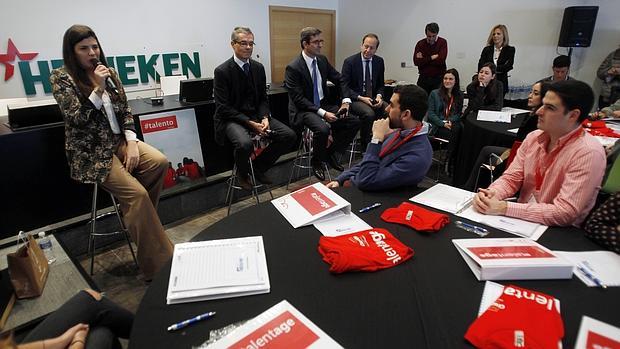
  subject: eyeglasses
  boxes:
[309,39,325,45]
[234,41,256,47]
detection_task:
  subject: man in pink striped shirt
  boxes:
[473,80,606,226]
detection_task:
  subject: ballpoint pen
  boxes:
[359,202,381,213]
[576,266,607,289]
[167,311,217,331]
[454,221,489,237]
[456,197,474,214]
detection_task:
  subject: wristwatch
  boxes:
[371,138,381,144]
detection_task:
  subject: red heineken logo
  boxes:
[0,39,38,81]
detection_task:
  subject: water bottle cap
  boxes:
[38,232,46,238]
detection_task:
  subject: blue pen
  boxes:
[167,311,216,331]
[359,202,381,213]
[576,266,607,289]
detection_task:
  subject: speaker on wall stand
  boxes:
[557,5,599,59]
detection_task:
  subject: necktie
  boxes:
[364,59,372,97]
[243,62,250,76]
[312,59,320,107]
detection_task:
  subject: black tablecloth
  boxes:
[130,187,620,348]
[452,112,526,188]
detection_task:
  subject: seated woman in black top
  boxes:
[464,62,503,116]
[478,24,515,96]
[463,81,550,191]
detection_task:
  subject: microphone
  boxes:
[90,58,118,93]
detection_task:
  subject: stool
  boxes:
[88,183,138,275]
[225,157,274,216]
[287,127,331,189]
[428,135,450,182]
[341,132,363,169]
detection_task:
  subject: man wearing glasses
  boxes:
[214,27,296,189]
[285,27,361,180]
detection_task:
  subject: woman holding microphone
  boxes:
[50,25,173,281]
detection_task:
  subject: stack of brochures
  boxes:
[453,238,574,281]
[166,236,270,305]
[204,300,343,348]
[271,182,352,228]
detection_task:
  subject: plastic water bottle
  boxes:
[38,232,56,264]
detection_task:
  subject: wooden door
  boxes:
[269,6,336,83]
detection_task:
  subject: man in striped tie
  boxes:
[473,80,606,227]
[285,27,361,181]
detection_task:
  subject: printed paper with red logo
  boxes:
[206,300,343,349]
[452,238,574,281]
[272,183,351,228]
[575,316,620,349]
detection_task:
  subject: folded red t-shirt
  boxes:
[465,284,564,349]
[381,202,450,232]
[318,228,413,273]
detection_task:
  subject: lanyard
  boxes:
[379,124,422,158]
[444,95,454,120]
[534,129,583,190]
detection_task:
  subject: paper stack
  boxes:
[205,300,343,348]
[166,236,270,304]
[453,238,574,281]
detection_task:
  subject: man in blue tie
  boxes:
[285,27,361,180]
[214,27,296,189]
[342,33,387,149]
[326,85,433,191]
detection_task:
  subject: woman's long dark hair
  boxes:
[61,24,114,97]
[530,81,550,114]
[438,68,462,105]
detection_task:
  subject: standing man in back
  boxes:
[285,27,361,180]
[342,33,386,149]
[413,22,448,95]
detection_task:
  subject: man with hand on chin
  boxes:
[326,84,432,191]
[473,80,606,227]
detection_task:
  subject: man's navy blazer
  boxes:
[341,53,385,100]
[284,53,346,127]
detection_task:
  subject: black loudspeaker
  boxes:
[558,6,598,47]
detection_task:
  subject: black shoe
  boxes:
[327,154,344,172]
[237,174,253,190]
[311,159,326,181]
[254,171,273,184]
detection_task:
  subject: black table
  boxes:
[452,112,527,188]
[130,187,620,348]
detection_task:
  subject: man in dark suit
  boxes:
[342,33,386,148]
[285,27,361,180]
[214,27,296,189]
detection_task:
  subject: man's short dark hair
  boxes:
[300,27,321,49]
[425,22,439,34]
[362,33,380,48]
[553,55,571,68]
[393,84,428,121]
[547,80,594,122]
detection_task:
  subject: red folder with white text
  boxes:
[271,183,351,228]
[453,238,574,281]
